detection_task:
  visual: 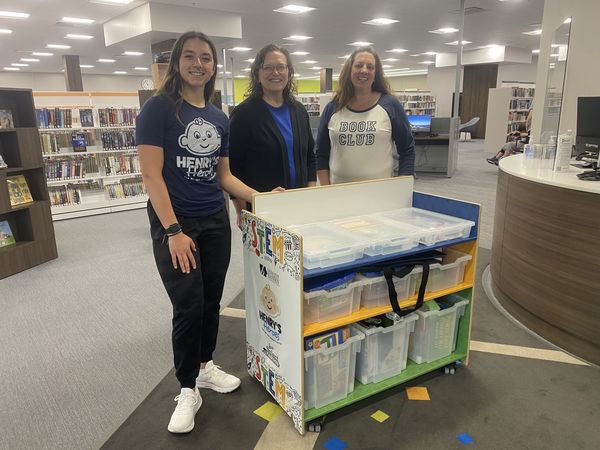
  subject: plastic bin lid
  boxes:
[378,207,475,231]
[288,222,367,258]
[328,215,422,242]
[304,272,356,292]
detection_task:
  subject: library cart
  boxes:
[242,177,479,434]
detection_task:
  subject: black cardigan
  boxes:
[229,97,317,201]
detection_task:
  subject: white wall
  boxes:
[0,72,147,91]
[533,0,600,140]
[427,66,463,117]
[497,61,538,85]
[388,75,428,91]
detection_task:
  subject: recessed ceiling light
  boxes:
[217,64,223,68]
[4,67,20,71]
[429,27,459,34]
[0,28,12,34]
[32,52,53,56]
[550,44,560,48]
[113,71,127,74]
[89,0,134,4]
[243,59,254,63]
[98,58,116,63]
[11,63,28,67]
[0,11,29,19]
[383,58,399,62]
[522,29,542,36]
[445,40,472,45]
[80,64,95,68]
[311,66,322,70]
[65,34,94,40]
[283,35,312,41]
[531,49,540,54]
[382,65,393,68]
[61,17,94,24]
[290,51,309,56]
[228,46,252,51]
[338,54,351,59]
[47,44,71,49]
[409,54,420,57]
[301,60,317,64]
[362,18,399,26]
[348,41,374,46]
[564,17,572,24]
[134,67,148,70]
[242,68,251,72]
[20,58,39,62]
[422,51,437,56]
[419,60,435,64]
[386,48,408,53]
[123,51,144,56]
[274,5,316,14]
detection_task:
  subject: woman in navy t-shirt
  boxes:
[136,31,258,434]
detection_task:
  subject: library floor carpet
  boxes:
[101,249,600,450]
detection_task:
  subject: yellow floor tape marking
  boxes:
[470,340,589,366]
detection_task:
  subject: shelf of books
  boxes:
[0,88,58,279]
[33,92,146,221]
[395,91,436,116]
[484,83,535,155]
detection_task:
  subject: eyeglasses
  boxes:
[261,63,288,73]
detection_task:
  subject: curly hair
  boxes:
[246,44,297,103]
[332,47,391,112]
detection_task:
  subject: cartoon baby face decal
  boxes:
[178,117,221,156]
[260,284,280,317]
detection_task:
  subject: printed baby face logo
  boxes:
[260,284,280,317]
[178,118,221,156]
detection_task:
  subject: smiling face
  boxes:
[178,118,221,156]
[258,51,289,98]
[350,51,376,92]
[178,38,215,93]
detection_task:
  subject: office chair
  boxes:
[458,117,480,141]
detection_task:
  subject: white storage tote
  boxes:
[358,269,420,309]
[288,222,367,269]
[376,208,475,245]
[408,297,469,364]
[304,328,365,410]
[304,279,363,325]
[327,215,422,256]
[350,313,418,384]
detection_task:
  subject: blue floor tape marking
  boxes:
[457,432,474,444]
[324,436,348,450]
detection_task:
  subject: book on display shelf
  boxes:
[0,220,16,248]
[7,175,34,206]
[0,109,14,128]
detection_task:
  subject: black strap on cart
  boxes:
[361,250,444,317]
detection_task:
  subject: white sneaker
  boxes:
[196,361,241,393]
[167,387,202,433]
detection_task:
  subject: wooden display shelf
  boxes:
[303,282,473,337]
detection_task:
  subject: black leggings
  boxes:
[148,203,231,388]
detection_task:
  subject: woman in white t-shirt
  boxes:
[315,47,415,184]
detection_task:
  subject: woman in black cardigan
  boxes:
[229,44,316,223]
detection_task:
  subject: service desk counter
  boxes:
[491,155,600,365]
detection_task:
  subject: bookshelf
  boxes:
[0,87,58,279]
[395,91,436,116]
[33,92,146,221]
[484,84,535,155]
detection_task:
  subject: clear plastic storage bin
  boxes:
[304,280,363,325]
[411,248,472,294]
[358,269,420,309]
[304,328,364,410]
[327,215,422,256]
[376,208,475,245]
[351,313,418,384]
[289,222,367,269]
[408,296,469,364]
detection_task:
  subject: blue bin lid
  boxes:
[304,272,356,292]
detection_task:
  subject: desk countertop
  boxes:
[499,154,600,194]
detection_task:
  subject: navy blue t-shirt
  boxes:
[264,101,296,189]
[135,95,229,217]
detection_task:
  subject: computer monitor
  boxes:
[576,97,600,160]
[407,114,432,134]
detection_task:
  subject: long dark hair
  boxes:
[156,31,218,111]
[332,46,391,112]
[247,44,296,103]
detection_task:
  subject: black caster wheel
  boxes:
[444,365,457,375]
[307,416,325,433]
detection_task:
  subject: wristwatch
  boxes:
[165,223,182,236]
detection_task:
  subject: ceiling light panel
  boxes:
[123,51,144,56]
[274,5,315,14]
[290,51,309,56]
[65,34,94,40]
[11,63,29,67]
[386,48,408,53]
[362,18,398,26]
[522,29,542,36]
[32,52,53,56]
[98,58,116,63]
[283,35,312,41]
[348,41,374,46]
[20,58,39,62]
[228,47,252,51]
[80,65,95,68]
[4,67,20,71]
[47,44,71,49]
[134,67,148,70]
[0,28,13,34]
[89,0,134,5]
[0,11,29,19]
[61,17,94,24]
[445,40,472,45]
[429,27,459,34]
[113,71,127,74]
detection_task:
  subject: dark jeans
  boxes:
[148,203,231,388]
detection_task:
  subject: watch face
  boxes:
[141,78,154,90]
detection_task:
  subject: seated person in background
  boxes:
[487,125,529,165]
